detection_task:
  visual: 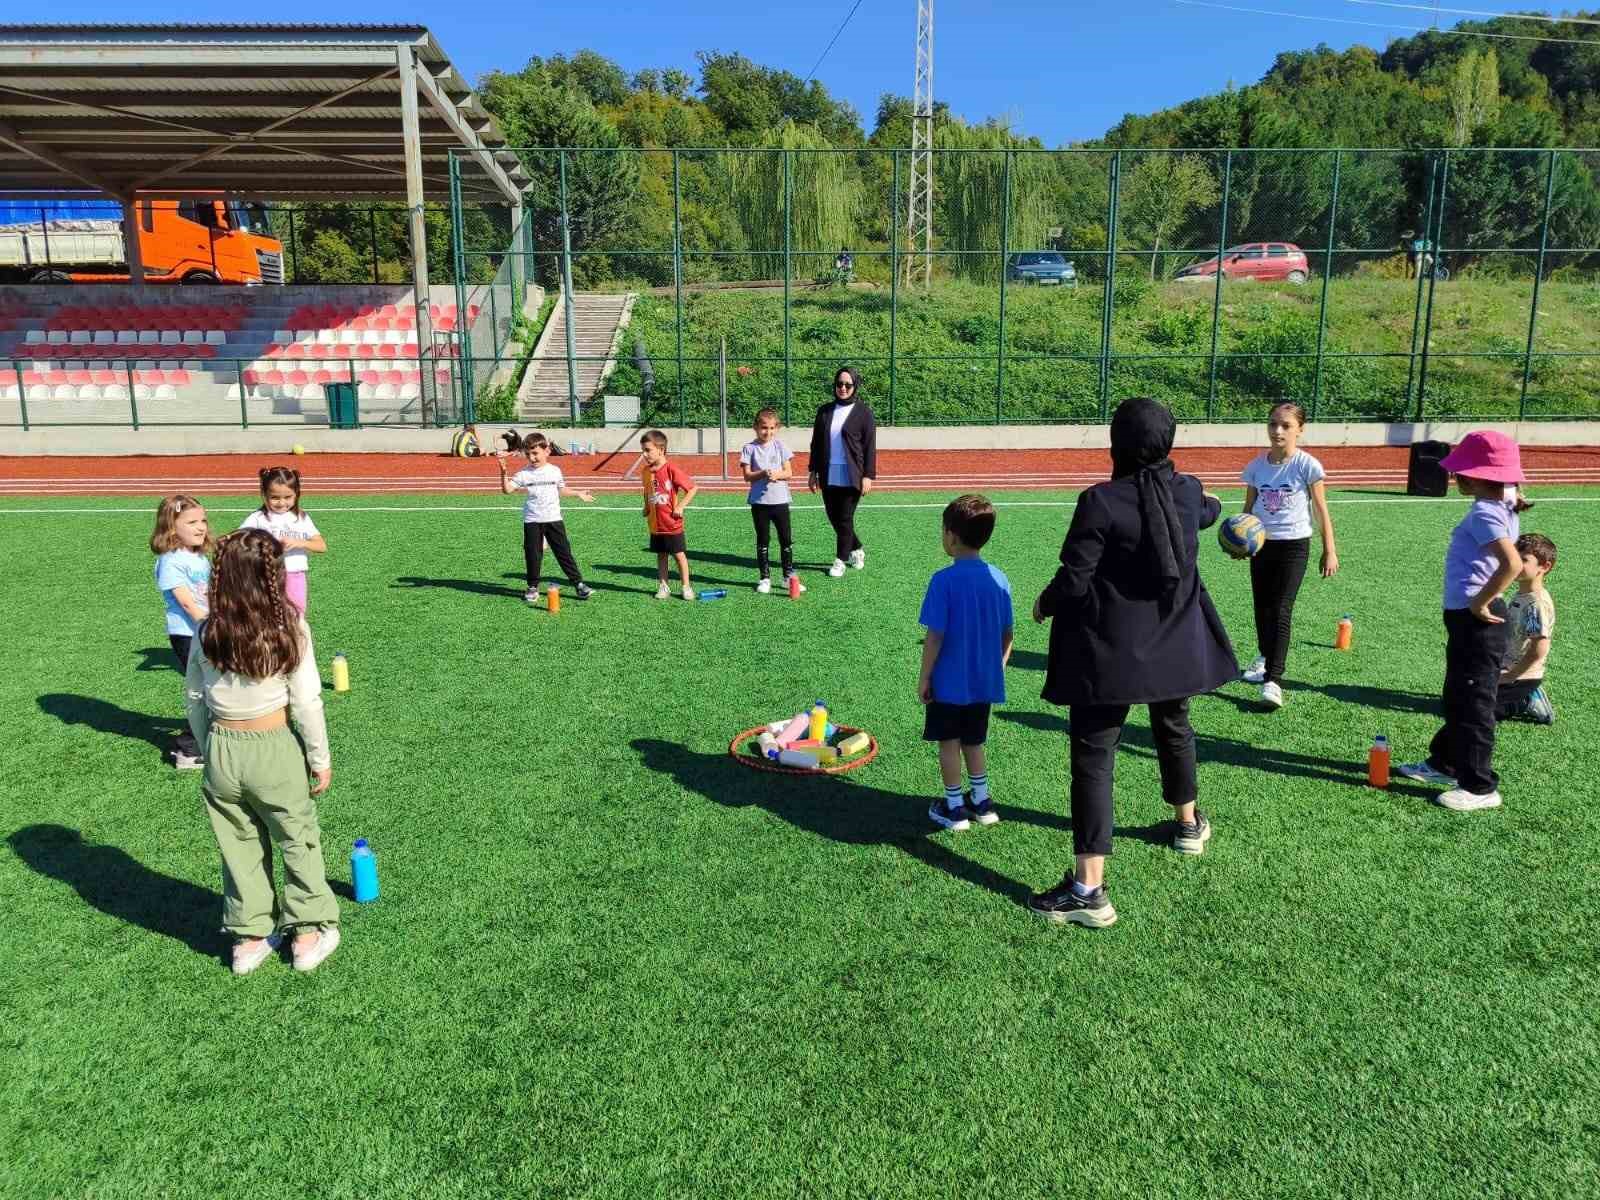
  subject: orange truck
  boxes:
[0,197,284,284]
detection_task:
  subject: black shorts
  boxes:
[923,701,991,745]
[649,532,687,554]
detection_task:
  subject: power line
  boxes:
[1171,0,1600,46]
[1349,1,1600,28]
[804,0,870,85]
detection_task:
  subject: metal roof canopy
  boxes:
[0,24,526,203]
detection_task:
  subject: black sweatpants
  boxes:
[1249,536,1310,684]
[169,634,201,760]
[821,485,863,563]
[1495,677,1548,723]
[751,503,795,579]
[1427,602,1510,795]
[1068,698,1198,857]
[523,520,584,590]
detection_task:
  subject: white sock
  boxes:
[943,784,963,812]
[969,773,989,805]
[1071,877,1097,897]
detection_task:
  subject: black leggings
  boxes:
[821,485,863,563]
[523,521,583,589]
[751,504,794,579]
[1249,537,1310,684]
[169,634,200,759]
[1068,698,1198,857]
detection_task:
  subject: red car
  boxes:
[1175,241,1310,284]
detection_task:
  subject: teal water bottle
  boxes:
[351,838,379,903]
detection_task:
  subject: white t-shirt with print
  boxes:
[1242,450,1325,541]
[827,403,854,486]
[240,508,320,573]
[509,464,566,523]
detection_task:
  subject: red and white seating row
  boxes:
[41,304,247,333]
[21,342,220,360]
[26,329,228,347]
[281,301,479,334]
[243,366,453,403]
[5,367,193,403]
[17,357,208,373]
[265,335,422,357]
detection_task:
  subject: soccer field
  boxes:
[2,485,1597,1199]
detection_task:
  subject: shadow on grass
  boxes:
[591,562,749,590]
[1009,648,1048,672]
[38,693,180,753]
[493,572,636,598]
[134,646,177,672]
[7,824,223,959]
[1208,679,1439,718]
[393,576,523,600]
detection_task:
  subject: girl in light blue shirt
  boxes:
[150,495,213,768]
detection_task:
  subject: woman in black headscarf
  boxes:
[1027,397,1237,929]
[808,366,877,577]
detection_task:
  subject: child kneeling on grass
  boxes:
[186,529,339,976]
[1496,532,1556,725]
[919,494,1013,831]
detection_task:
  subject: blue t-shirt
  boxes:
[918,557,1013,705]
[1443,498,1518,610]
[155,549,210,636]
[740,439,793,505]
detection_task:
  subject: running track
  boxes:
[4,446,1600,496]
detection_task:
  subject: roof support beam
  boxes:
[0,117,123,194]
[398,46,437,420]
[411,62,521,205]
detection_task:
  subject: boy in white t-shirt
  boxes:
[497,432,596,604]
[1497,532,1556,724]
[239,466,325,613]
[1238,403,1339,709]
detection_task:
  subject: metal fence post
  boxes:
[995,148,1012,424]
[127,362,140,431]
[1205,151,1233,422]
[1099,152,1120,420]
[286,207,299,282]
[888,149,900,426]
[236,361,249,429]
[559,150,579,426]
[1405,153,1438,415]
[1519,149,1558,419]
[783,148,793,426]
[449,152,472,421]
[13,360,27,432]
[1415,151,1450,420]
[672,148,685,427]
[1311,150,1341,421]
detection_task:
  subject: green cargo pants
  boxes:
[202,726,338,938]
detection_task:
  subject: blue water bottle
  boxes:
[696,588,728,600]
[351,838,380,903]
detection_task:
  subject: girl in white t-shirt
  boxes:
[239,467,326,614]
[1239,403,1339,708]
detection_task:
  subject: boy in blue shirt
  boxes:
[918,494,1014,831]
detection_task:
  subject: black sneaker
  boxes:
[968,795,1000,826]
[1173,809,1212,855]
[1028,873,1117,928]
[575,583,594,600]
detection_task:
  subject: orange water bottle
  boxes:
[1368,735,1391,788]
[1335,614,1353,651]
[547,585,561,614]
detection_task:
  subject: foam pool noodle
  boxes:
[813,745,839,764]
[837,731,870,757]
[777,748,819,769]
[776,712,810,748]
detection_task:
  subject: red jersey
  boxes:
[642,460,692,535]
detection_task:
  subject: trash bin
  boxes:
[325,381,359,430]
[1407,439,1450,496]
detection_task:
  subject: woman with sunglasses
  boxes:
[808,366,878,578]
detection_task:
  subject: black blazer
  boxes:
[1038,466,1237,708]
[809,401,878,490]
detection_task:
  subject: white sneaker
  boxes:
[292,925,341,973]
[1436,787,1503,812]
[654,583,671,601]
[828,559,846,578]
[849,549,865,570]
[756,578,772,595]
[1242,656,1266,684]
[1396,761,1457,788]
[231,933,281,976]
[172,752,204,771]
[1261,681,1284,709]
[682,586,696,601]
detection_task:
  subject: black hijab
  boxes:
[832,366,862,404]
[1110,397,1184,596]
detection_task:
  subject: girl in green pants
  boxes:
[185,528,340,975]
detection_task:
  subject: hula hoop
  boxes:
[728,724,880,775]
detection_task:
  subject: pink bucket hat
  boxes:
[1439,430,1525,484]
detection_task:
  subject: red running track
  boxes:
[3,446,1600,496]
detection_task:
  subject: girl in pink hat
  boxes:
[1396,430,1528,811]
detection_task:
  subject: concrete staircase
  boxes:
[518,292,632,423]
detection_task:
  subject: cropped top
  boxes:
[184,619,330,771]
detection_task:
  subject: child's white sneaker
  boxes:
[1436,787,1502,812]
[849,549,865,570]
[1260,681,1284,709]
[756,578,772,594]
[1396,760,1456,788]
[1242,656,1266,684]
[682,586,696,601]
[291,926,341,973]
[654,583,671,601]
[231,933,281,976]
[827,559,847,578]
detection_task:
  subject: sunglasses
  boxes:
[834,380,855,391]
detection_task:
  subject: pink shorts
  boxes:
[285,570,308,612]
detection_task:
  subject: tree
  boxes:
[718,121,863,278]
[696,51,862,146]
[1447,47,1501,146]
[1118,154,1222,279]
[514,51,630,108]
[935,121,1056,284]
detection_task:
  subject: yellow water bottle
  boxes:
[332,652,350,693]
[808,700,828,742]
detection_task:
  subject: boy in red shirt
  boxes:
[640,429,699,599]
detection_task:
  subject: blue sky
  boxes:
[39,2,1449,143]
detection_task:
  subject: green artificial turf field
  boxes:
[2,485,1597,1199]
